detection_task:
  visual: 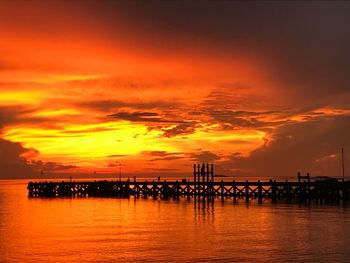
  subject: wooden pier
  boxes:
[27,164,350,202]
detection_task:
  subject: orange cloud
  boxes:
[1,1,350,179]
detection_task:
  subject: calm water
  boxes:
[1,180,350,262]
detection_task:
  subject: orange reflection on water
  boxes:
[1,180,350,262]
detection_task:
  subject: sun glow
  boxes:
[2,121,177,164]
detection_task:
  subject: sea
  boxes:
[1,179,350,262]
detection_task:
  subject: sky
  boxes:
[0,1,350,179]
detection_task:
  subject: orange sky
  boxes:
[1,1,350,179]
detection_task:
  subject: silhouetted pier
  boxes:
[27,164,350,202]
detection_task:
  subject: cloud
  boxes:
[2,2,350,105]
[161,122,197,138]
[0,105,64,131]
[0,138,37,178]
[108,111,184,123]
[30,160,77,172]
[189,151,221,163]
[131,2,350,100]
[151,156,184,162]
[209,111,286,129]
[0,138,77,178]
[108,154,128,158]
[142,151,176,157]
[106,161,127,168]
[0,106,43,128]
[141,151,184,161]
[79,99,180,112]
[221,115,350,179]
[1,1,350,179]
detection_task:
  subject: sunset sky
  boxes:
[1,1,350,179]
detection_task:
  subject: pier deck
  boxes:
[27,179,350,201]
[27,164,350,202]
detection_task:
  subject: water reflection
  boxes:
[1,181,350,262]
[193,197,215,223]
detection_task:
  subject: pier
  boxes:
[27,164,350,202]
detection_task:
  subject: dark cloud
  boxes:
[4,1,350,99]
[0,106,36,127]
[215,110,280,118]
[161,122,197,138]
[108,154,128,158]
[142,151,174,157]
[209,110,287,129]
[128,2,350,100]
[106,162,122,168]
[0,106,78,178]
[0,138,37,178]
[123,2,350,107]
[30,160,77,172]
[189,151,221,163]
[0,138,77,179]
[0,105,57,130]
[79,100,180,112]
[3,2,350,103]
[202,85,259,111]
[141,151,184,162]
[151,156,184,162]
[221,115,350,179]
[108,111,184,123]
